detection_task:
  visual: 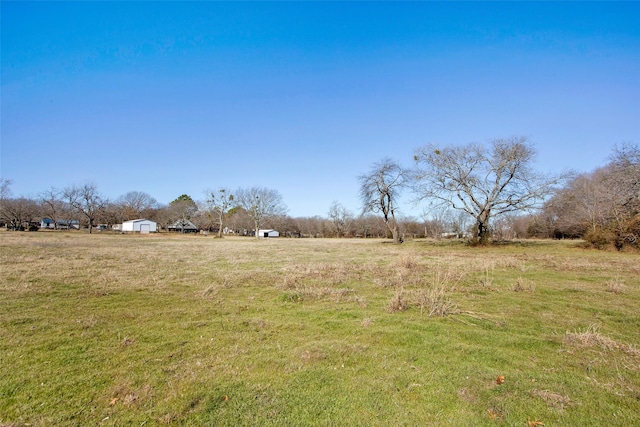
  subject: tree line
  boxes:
[0,180,396,238]
[1,137,638,249]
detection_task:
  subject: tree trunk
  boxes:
[392,226,401,244]
[386,219,402,244]
[472,208,491,244]
[475,217,491,244]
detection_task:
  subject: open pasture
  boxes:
[1,232,639,426]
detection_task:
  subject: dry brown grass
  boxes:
[564,324,640,357]
[605,276,626,294]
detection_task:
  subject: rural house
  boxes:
[167,219,198,233]
[40,218,80,230]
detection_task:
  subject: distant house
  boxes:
[122,219,157,233]
[257,229,280,238]
[167,219,198,233]
[40,218,80,230]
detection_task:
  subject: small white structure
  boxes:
[122,219,157,233]
[257,229,280,238]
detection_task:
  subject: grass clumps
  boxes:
[564,324,639,356]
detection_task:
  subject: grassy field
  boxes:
[1,231,639,426]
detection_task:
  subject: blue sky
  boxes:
[2,1,639,217]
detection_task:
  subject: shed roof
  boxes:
[123,219,156,224]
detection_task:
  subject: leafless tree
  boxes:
[359,158,406,244]
[39,187,67,230]
[352,214,386,238]
[607,142,640,220]
[0,178,11,200]
[0,197,41,230]
[413,136,568,244]
[543,143,640,249]
[64,183,107,233]
[0,179,13,227]
[235,187,288,237]
[116,191,158,220]
[205,188,235,237]
[295,215,328,238]
[327,201,353,238]
[421,206,451,239]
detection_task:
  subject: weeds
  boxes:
[414,284,459,317]
[512,277,535,293]
[387,287,408,312]
[605,276,626,294]
[564,324,639,356]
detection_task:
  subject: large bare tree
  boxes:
[116,191,158,220]
[205,188,235,237]
[235,187,287,237]
[359,158,406,244]
[64,183,106,233]
[413,137,567,244]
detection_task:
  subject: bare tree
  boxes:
[413,137,568,244]
[543,143,640,248]
[295,215,328,238]
[116,191,158,220]
[226,206,254,235]
[0,179,13,227]
[421,206,451,239]
[39,187,67,230]
[352,214,386,238]
[0,178,11,200]
[327,201,353,238]
[0,197,41,230]
[235,187,288,237]
[205,188,235,238]
[64,183,106,233]
[359,158,406,244]
[607,142,640,219]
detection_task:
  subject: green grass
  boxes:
[1,231,639,426]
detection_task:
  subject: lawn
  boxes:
[1,231,639,426]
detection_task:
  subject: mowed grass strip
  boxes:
[1,231,639,426]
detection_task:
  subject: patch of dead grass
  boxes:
[605,276,626,294]
[564,324,640,357]
[531,389,573,410]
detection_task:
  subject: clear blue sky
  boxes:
[2,1,639,217]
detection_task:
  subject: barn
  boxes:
[122,219,157,233]
[257,229,280,238]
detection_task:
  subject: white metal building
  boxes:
[122,219,157,233]
[257,229,280,238]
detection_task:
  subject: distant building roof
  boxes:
[168,219,198,229]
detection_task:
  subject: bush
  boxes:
[583,228,615,250]
[583,215,640,251]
